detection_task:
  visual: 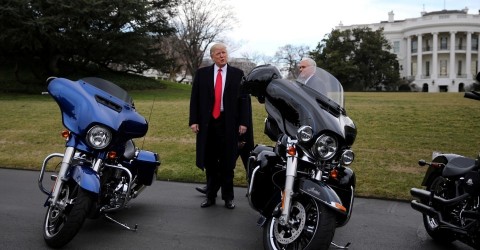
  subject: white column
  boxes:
[449,31,456,79]
[432,32,438,80]
[467,32,472,79]
[417,34,423,79]
[406,36,411,77]
[477,32,480,74]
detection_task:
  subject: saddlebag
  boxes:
[127,150,160,186]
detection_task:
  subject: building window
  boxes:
[458,61,462,76]
[440,60,447,76]
[474,60,479,75]
[412,40,417,53]
[425,39,431,51]
[473,35,479,50]
[393,41,400,53]
[440,37,448,50]
[458,37,464,50]
[425,61,430,76]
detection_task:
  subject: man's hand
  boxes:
[190,124,199,134]
[239,125,247,135]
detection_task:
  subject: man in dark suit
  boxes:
[195,94,254,195]
[189,43,249,209]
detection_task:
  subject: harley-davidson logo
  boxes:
[307,187,320,196]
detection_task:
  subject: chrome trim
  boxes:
[247,165,261,209]
[101,163,133,212]
[49,147,75,206]
[279,138,298,226]
[38,153,64,195]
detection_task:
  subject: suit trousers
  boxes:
[204,113,234,201]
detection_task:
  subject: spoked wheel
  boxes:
[422,175,456,244]
[43,182,93,248]
[263,196,335,250]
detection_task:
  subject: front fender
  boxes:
[71,165,100,194]
[299,179,346,215]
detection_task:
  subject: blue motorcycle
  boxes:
[38,77,160,248]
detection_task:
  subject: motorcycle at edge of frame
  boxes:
[38,77,160,248]
[241,65,357,250]
[410,72,480,249]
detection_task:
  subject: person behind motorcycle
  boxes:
[297,58,327,95]
[297,58,316,83]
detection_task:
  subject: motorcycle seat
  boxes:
[443,156,477,177]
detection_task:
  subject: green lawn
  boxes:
[1,83,479,200]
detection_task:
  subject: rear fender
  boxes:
[71,165,100,194]
[421,154,453,186]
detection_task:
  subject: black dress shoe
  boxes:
[201,198,215,208]
[195,186,207,195]
[224,200,235,209]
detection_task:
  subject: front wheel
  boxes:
[263,196,335,250]
[43,182,94,248]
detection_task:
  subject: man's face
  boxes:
[299,61,314,77]
[211,48,228,67]
[299,61,309,73]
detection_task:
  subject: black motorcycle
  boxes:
[242,65,357,250]
[410,72,480,249]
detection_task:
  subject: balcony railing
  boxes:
[411,45,479,53]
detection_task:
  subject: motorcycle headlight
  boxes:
[340,150,355,165]
[314,134,337,160]
[86,125,112,149]
[297,126,313,143]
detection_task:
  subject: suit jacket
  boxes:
[189,64,248,170]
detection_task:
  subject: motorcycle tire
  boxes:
[263,196,335,250]
[422,175,456,244]
[43,182,94,248]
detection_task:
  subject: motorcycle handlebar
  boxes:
[464,91,480,101]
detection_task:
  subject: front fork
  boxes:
[279,139,298,226]
[48,147,76,206]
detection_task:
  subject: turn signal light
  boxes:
[287,146,296,156]
[61,130,70,139]
[108,151,117,159]
[334,202,347,212]
[330,169,338,180]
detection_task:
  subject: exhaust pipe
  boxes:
[410,188,469,206]
[411,188,474,235]
[411,200,438,217]
[411,200,469,234]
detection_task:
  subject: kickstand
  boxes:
[331,241,351,249]
[104,213,138,231]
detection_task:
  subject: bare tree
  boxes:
[274,44,310,79]
[171,0,237,77]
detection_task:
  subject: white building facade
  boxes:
[337,8,480,92]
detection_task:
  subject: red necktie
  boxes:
[213,68,222,119]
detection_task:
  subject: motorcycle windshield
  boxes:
[48,77,148,140]
[265,67,350,139]
[295,66,344,108]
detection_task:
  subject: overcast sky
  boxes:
[225,0,480,58]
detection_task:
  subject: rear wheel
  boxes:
[422,175,456,243]
[43,182,93,248]
[263,196,335,250]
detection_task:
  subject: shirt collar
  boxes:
[214,64,227,72]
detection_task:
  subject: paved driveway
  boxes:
[0,168,471,249]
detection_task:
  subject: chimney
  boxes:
[388,11,394,22]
